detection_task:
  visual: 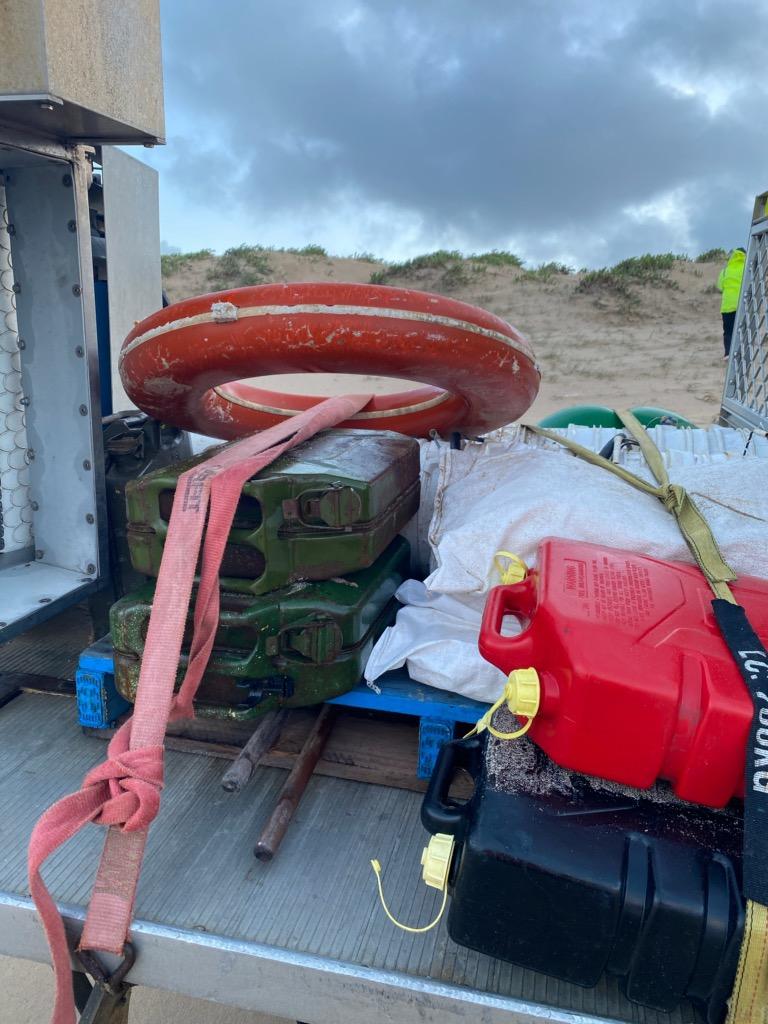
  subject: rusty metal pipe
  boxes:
[254,704,334,861]
[221,709,288,793]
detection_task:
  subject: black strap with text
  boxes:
[713,599,768,906]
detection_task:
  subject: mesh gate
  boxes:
[0,179,32,554]
[722,218,768,431]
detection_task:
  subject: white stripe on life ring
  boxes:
[214,384,453,420]
[119,302,536,366]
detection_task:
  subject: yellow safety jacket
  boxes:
[716,249,746,313]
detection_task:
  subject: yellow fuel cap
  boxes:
[506,668,541,718]
[465,667,541,742]
[493,550,528,585]
[371,833,454,933]
[420,833,455,890]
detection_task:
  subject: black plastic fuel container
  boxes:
[421,735,744,1024]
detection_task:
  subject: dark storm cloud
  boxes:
[156,0,768,264]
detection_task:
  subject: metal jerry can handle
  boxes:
[479,577,539,671]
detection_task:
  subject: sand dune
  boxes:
[163,251,728,427]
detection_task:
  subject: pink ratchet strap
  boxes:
[28,393,370,1024]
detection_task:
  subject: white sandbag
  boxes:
[426,445,768,596]
[364,579,506,702]
[366,428,768,700]
[399,438,449,577]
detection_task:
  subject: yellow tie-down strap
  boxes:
[728,903,768,1024]
[525,409,766,1024]
[526,411,737,602]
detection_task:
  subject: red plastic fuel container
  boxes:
[480,538,768,808]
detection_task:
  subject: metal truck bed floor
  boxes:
[0,692,692,1024]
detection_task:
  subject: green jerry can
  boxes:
[110,537,409,720]
[125,429,420,596]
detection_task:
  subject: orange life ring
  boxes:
[119,282,539,438]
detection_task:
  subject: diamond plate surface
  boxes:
[0,692,694,1024]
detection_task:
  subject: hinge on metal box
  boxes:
[281,498,301,523]
[265,619,344,663]
[283,486,363,528]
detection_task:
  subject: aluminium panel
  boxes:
[4,160,101,575]
[0,137,107,640]
[0,0,164,144]
[101,147,162,412]
[0,562,97,640]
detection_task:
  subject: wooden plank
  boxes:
[265,714,445,793]
[85,711,472,798]
[166,715,258,745]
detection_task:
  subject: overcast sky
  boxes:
[143,0,768,267]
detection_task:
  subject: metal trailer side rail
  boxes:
[0,692,693,1024]
[1,894,615,1024]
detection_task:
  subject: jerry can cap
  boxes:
[507,668,541,718]
[493,551,528,585]
[420,833,455,890]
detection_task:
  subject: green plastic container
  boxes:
[126,429,420,596]
[111,537,409,720]
[537,405,694,429]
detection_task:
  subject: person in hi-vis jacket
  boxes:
[716,248,746,359]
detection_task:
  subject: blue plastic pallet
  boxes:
[328,671,487,777]
[75,642,488,778]
[75,638,131,728]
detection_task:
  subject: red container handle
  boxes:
[479,579,538,671]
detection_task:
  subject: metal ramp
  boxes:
[722,210,768,431]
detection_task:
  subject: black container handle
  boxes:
[421,736,482,840]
